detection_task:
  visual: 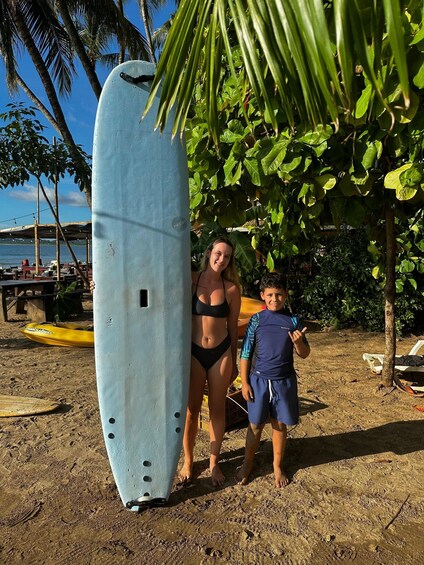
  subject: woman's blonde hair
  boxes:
[200,236,240,286]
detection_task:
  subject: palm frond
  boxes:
[0,1,20,92]
[147,0,411,140]
[19,0,75,95]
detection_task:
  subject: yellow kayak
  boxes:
[21,322,94,348]
[20,297,262,346]
[238,297,264,338]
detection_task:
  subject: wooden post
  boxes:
[34,221,40,275]
[86,237,90,265]
[54,139,61,282]
[35,178,41,275]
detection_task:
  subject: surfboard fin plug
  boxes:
[126,498,167,510]
[120,72,155,85]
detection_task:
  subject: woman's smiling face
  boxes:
[208,242,233,273]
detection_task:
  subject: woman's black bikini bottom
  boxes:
[191,334,231,371]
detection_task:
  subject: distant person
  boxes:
[179,236,241,487]
[236,272,310,488]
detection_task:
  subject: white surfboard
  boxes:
[92,60,191,510]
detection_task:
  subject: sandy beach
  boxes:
[1,299,423,564]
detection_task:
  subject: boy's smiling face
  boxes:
[260,287,287,312]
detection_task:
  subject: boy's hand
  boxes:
[289,327,310,359]
[288,327,307,344]
[241,382,254,402]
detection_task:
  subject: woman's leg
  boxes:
[179,356,206,483]
[206,349,233,486]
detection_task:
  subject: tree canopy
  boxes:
[147,0,416,144]
[166,0,424,387]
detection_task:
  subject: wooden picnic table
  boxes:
[0,279,56,322]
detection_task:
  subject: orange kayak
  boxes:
[238,297,264,338]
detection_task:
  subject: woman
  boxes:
[179,236,241,487]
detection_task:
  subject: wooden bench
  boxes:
[25,289,85,323]
[25,293,55,322]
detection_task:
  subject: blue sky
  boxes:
[0,1,176,231]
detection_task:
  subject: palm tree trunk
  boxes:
[55,0,102,100]
[382,204,396,387]
[15,73,60,131]
[139,1,157,63]
[117,0,126,64]
[12,12,92,208]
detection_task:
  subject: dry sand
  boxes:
[1,300,424,564]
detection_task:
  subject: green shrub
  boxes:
[301,229,424,335]
[53,281,83,322]
[302,230,385,331]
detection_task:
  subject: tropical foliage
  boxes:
[170,0,424,386]
[186,32,424,259]
[0,104,90,190]
[0,0,151,205]
[302,228,424,336]
[147,0,413,142]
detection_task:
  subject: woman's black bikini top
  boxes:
[192,272,230,318]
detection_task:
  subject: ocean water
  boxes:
[0,241,90,269]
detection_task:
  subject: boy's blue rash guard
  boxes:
[240,309,306,380]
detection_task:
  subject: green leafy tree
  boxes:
[0,0,88,197]
[165,1,424,387]
[0,0,149,206]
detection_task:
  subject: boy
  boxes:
[236,272,310,488]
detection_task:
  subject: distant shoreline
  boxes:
[0,239,90,268]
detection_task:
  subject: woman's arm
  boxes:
[227,282,241,378]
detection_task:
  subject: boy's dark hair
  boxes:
[260,272,287,292]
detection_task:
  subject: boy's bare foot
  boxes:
[235,461,253,485]
[274,464,289,488]
[178,463,193,486]
[210,464,225,487]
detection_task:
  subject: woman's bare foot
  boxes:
[178,463,193,486]
[235,460,253,485]
[210,464,225,487]
[274,464,289,488]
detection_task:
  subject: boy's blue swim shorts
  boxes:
[247,373,299,426]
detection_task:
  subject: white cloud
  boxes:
[10,183,88,208]
[10,184,44,203]
[61,191,88,207]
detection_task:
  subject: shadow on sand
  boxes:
[166,418,424,508]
